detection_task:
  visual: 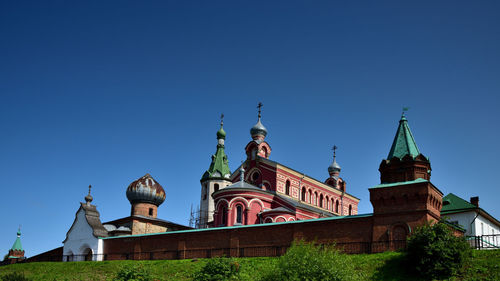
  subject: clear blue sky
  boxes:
[1,1,499,257]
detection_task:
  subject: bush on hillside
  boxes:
[0,272,32,281]
[192,257,240,281]
[260,240,363,281]
[114,264,153,281]
[405,221,471,280]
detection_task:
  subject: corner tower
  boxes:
[6,227,25,263]
[199,115,232,228]
[369,112,443,252]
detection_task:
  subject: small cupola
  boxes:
[328,145,341,177]
[250,102,268,141]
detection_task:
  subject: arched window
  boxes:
[331,198,334,211]
[301,187,306,201]
[348,205,352,215]
[314,192,318,206]
[285,180,290,195]
[325,196,329,209]
[203,184,208,200]
[335,200,339,213]
[214,183,219,192]
[236,205,243,224]
[319,194,324,208]
[222,206,228,226]
[308,190,312,203]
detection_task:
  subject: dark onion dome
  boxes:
[250,119,267,138]
[126,173,166,206]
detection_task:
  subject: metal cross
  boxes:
[257,102,263,119]
[332,145,338,160]
[88,184,92,196]
[220,113,224,127]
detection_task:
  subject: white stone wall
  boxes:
[199,179,231,228]
[63,208,103,261]
[445,210,500,248]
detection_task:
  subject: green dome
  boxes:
[217,127,226,139]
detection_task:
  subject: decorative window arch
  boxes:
[319,194,324,208]
[314,191,318,206]
[325,196,329,210]
[335,200,339,213]
[301,187,306,201]
[308,189,312,204]
[264,217,273,223]
[285,180,290,195]
[221,205,228,226]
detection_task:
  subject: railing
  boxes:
[467,234,500,250]
[23,240,408,263]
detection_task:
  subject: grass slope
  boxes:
[0,250,498,281]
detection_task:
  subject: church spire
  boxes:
[387,111,420,160]
[201,116,231,181]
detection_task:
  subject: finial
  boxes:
[240,161,245,182]
[332,145,338,161]
[257,102,263,120]
[17,225,21,237]
[220,113,224,127]
[402,107,409,118]
[85,184,93,204]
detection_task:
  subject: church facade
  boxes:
[199,106,359,228]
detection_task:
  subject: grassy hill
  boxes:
[0,250,498,281]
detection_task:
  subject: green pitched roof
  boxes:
[10,229,23,252]
[201,126,231,181]
[387,115,421,159]
[441,193,477,213]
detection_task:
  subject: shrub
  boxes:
[405,221,471,280]
[260,241,363,281]
[193,257,240,281]
[114,264,153,281]
[1,272,32,281]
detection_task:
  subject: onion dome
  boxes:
[328,145,341,175]
[250,102,267,139]
[328,160,341,174]
[126,174,166,206]
[217,127,226,139]
[217,114,226,140]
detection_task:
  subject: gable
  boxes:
[63,207,96,243]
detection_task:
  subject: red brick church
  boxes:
[199,104,359,228]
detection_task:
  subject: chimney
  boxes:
[470,196,479,207]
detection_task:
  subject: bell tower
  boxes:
[199,115,232,228]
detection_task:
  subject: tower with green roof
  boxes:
[199,115,232,228]
[369,111,443,252]
[379,112,431,184]
[6,227,25,263]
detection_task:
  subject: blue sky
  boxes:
[1,1,499,257]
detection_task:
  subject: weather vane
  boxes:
[402,106,410,116]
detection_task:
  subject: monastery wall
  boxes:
[103,215,376,259]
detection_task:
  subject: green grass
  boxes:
[0,250,498,281]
